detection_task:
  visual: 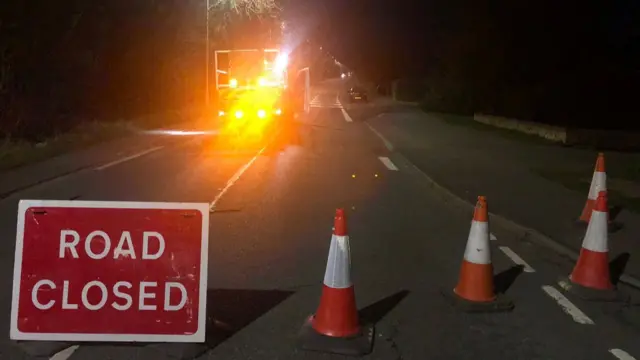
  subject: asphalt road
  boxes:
[2,80,640,360]
[364,110,640,280]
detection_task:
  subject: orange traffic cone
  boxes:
[561,191,620,301]
[578,153,606,224]
[445,196,514,312]
[298,209,373,356]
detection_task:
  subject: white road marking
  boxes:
[50,345,79,360]
[209,146,265,212]
[498,246,535,272]
[94,146,164,171]
[378,157,399,171]
[541,285,594,325]
[610,349,637,360]
[340,108,353,122]
[366,123,394,151]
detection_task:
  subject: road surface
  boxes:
[2,80,640,360]
[364,109,640,281]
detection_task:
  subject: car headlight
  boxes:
[257,109,267,118]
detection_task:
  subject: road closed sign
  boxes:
[10,200,210,343]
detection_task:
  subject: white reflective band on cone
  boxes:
[582,210,608,252]
[587,172,606,200]
[323,235,352,289]
[463,221,491,264]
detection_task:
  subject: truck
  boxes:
[213,47,294,142]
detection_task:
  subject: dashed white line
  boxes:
[340,108,353,122]
[50,345,79,360]
[610,349,637,360]
[490,233,497,241]
[94,146,164,171]
[498,246,535,273]
[378,157,399,171]
[366,123,394,151]
[541,285,594,325]
[209,146,265,212]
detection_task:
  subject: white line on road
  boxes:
[541,285,594,325]
[490,233,497,241]
[610,349,637,360]
[378,157,399,171]
[340,108,352,122]
[94,146,164,171]
[366,123,394,151]
[498,246,535,272]
[209,146,266,212]
[50,345,79,360]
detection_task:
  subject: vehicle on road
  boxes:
[214,48,292,145]
[347,86,368,103]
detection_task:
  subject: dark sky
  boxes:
[292,0,638,80]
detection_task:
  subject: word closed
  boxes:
[11,200,210,343]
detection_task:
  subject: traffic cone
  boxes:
[444,196,514,312]
[578,153,606,224]
[560,191,620,301]
[298,209,374,356]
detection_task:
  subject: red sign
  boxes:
[10,200,210,343]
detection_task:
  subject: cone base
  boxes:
[442,288,514,313]
[313,286,360,338]
[558,277,625,302]
[298,315,374,356]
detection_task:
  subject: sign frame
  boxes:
[10,199,210,343]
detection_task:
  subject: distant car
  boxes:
[347,86,368,103]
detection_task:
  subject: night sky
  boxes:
[297,0,638,80]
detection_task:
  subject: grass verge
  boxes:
[0,122,135,171]
[0,108,199,171]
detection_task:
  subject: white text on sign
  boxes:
[30,229,188,312]
[31,280,187,311]
[59,230,165,259]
